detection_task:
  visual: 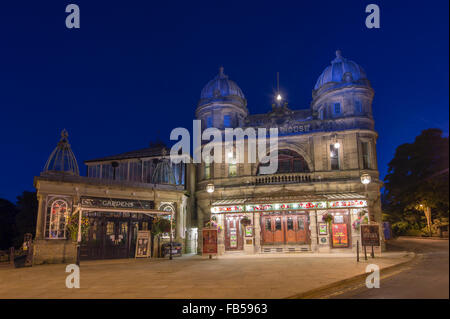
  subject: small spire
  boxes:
[336,50,342,58]
[61,128,68,141]
[219,66,224,76]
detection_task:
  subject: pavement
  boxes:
[328,237,449,299]
[0,248,413,299]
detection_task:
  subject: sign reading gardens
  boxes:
[80,196,155,210]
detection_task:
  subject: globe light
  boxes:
[334,142,340,149]
[227,151,233,159]
[206,183,215,193]
[276,94,282,101]
[361,174,371,185]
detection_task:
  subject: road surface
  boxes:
[332,237,449,299]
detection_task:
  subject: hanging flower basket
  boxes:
[240,216,251,226]
[352,218,361,231]
[322,213,333,224]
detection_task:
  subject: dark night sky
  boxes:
[0,1,448,202]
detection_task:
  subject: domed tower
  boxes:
[196,67,248,129]
[311,50,374,121]
[43,129,79,176]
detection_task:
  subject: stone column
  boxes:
[253,212,261,253]
[309,210,318,252]
[35,194,46,240]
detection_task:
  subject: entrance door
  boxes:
[295,215,309,244]
[285,214,309,244]
[225,216,243,251]
[104,219,130,258]
[262,216,274,243]
[273,216,284,243]
[261,215,285,244]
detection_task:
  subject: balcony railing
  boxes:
[254,173,315,185]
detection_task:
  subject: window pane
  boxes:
[330,144,340,170]
[334,103,341,114]
[298,217,305,230]
[362,142,370,169]
[229,163,237,177]
[275,218,282,230]
[287,217,294,230]
[265,218,271,230]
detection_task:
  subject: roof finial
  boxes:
[61,128,68,140]
[336,50,342,58]
[219,66,224,76]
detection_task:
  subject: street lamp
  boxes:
[206,183,215,259]
[360,174,372,222]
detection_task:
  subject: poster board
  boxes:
[361,224,380,247]
[318,223,328,235]
[135,230,151,258]
[202,228,218,256]
[245,226,253,237]
[331,223,349,247]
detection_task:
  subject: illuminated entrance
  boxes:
[261,212,310,245]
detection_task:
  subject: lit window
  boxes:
[362,141,370,169]
[229,163,237,177]
[224,115,231,128]
[206,116,213,128]
[45,199,69,239]
[330,144,340,170]
[204,162,211,179]
[334,103,341,114]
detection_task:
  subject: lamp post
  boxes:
[206,183,215,223]
[419,204,432,237]
[169,209,173,260]
[76,203,82,266]
[360,174,372,222]
[206,183,215,259]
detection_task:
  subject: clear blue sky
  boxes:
[0,0,448,202]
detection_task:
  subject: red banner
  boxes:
[202,228,218,255]
[332,224,349,247]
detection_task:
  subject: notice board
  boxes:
[361,224,380,246]
[202,228,218,256]
[135,230,151,258]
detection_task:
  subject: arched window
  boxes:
[258,150,310,175]
[159,203,176,239]
[45,199,69,239]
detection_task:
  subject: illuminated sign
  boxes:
[211,205,244,213]
[246,202,326,212]
[328,200,367,208]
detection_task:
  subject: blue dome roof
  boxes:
[314,50,368,90]
[200,67,245,101]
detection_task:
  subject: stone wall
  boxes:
[32,239,77,265]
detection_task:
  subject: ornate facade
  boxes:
[33,50,383,263]
[195,50,383,254]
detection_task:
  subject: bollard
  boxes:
[356,240,360,262]
[9,247,14,266]
[371,245,375,258]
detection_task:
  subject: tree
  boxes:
[384,129,449,236]
[14,191,38,246]
[0,198,18,249]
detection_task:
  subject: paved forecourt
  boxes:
[0,252,413,299]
